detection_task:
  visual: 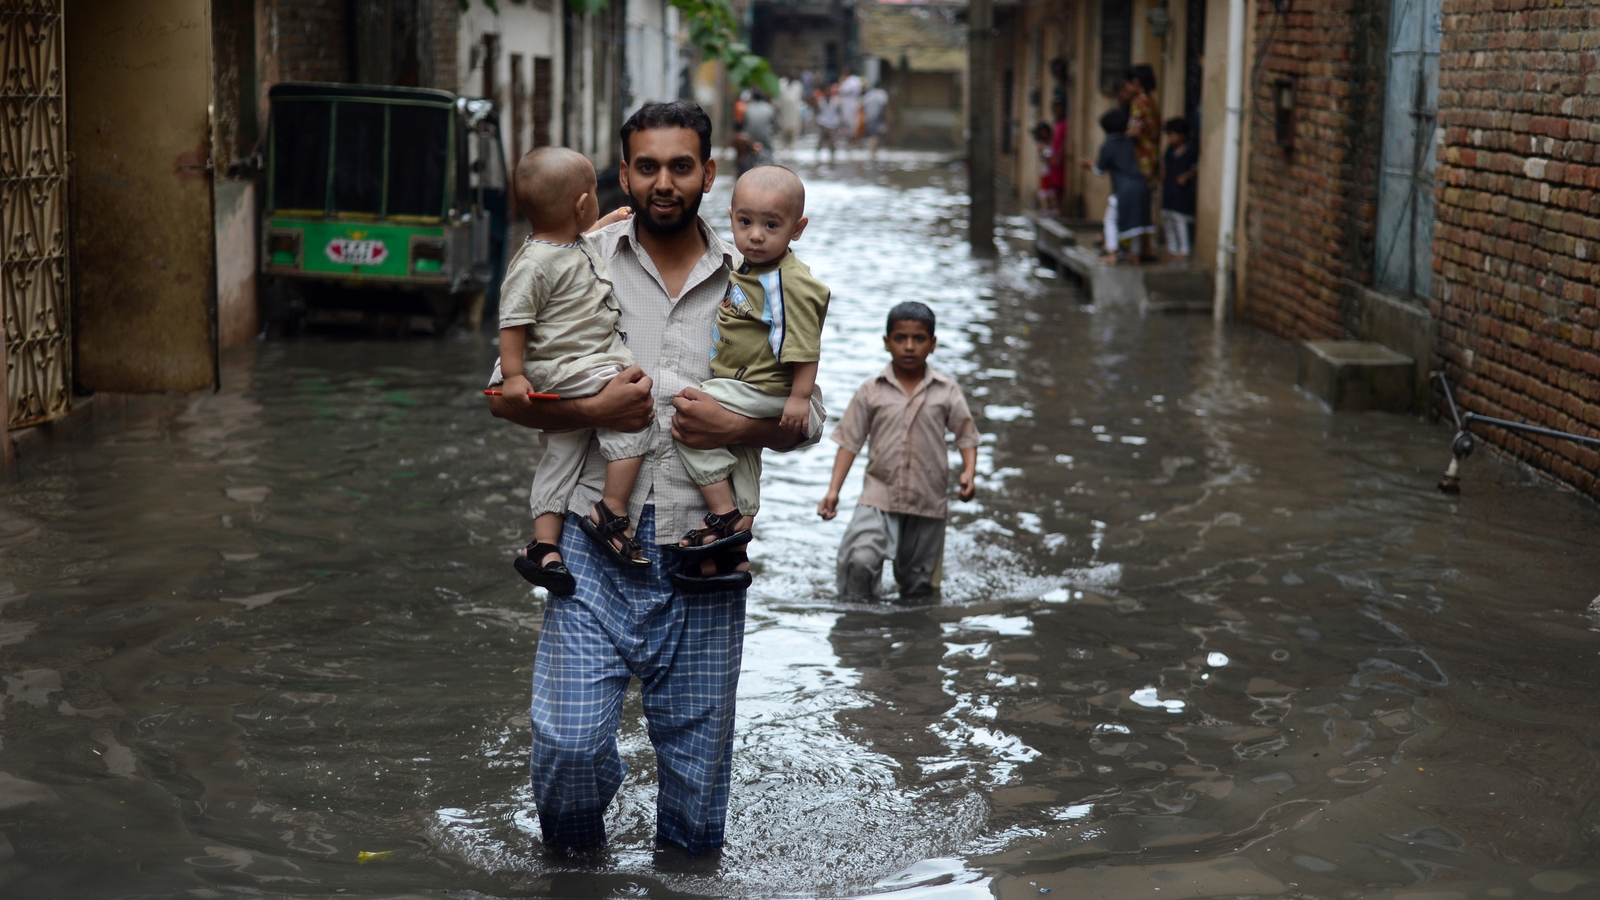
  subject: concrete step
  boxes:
[1297,340,1416,412]
[1141,267,1213,314]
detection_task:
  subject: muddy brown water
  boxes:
[2,154,1599,899]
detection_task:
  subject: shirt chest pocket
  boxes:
[913,397,950,433]
[720,285,759,320]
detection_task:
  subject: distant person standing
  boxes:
[837,68,864,144]
[815,84,843,163]
[779,76,803,146]
[732,89,777,175]
[1036,93,1068,215]
[1160,118,1198,260]
[818,302,979,602]
[862,83,890,158]
[1084,106,1152,265]
[1120,65,1160,181]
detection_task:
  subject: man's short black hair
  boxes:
[886,301,936,335]
[1100,106,1129,135]
[621,100,713,162]
[1164,117,1191,137]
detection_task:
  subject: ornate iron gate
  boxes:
[0,0,69,428]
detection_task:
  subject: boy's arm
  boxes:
[779,361,819,436]
[817,447,858,520]
[957,446,977,501]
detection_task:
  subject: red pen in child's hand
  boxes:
[483,390,562,399]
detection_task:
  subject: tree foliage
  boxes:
[668,0,780,97]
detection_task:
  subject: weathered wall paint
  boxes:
[215,180,257,349]
[69,0,217,392]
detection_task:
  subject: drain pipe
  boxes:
[1213,0,1247,323]
[1432,371,1600,493]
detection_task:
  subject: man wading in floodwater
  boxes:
[487,100,825,855]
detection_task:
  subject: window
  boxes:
[387,105,450,217]
[510,53,526,167]
[271,100,331,212]
[1099,0,1133,95]
[534,57,553,147]
[332,102,385,214]
[1374,0,1442,302]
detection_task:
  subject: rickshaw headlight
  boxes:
[267,230,301,268]
[411,236,446,276]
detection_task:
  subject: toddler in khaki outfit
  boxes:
[667,166,830,592]
[495,148,650,595]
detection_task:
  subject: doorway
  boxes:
[1374,0,1441,303]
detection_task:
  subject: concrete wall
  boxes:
[626,0,682,115]
[458,0,562,167]
[215,181,259,348]
[68,0,218,392]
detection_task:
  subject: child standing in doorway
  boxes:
[1161,117,1199,261]
[1084,106,1152,265]
[818,302,979,602]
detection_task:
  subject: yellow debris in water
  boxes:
[357,850,396,864]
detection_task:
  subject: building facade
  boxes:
[990,0,1598,495]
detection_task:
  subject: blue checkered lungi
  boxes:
[528,507,746,854]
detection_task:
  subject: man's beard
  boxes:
[630,187,703,236]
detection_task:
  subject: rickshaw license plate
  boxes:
[326,238,389,266]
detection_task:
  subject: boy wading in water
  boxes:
[668,165,830,591]
[818,302,979,601]
[496,147,647,594]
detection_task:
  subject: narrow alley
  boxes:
[1,156,1598,898]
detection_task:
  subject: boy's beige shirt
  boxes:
[831,364,980,519]
[498,236,634,392]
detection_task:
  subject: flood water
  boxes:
[3,153,1600,899]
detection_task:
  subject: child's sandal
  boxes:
[670,547,753,593]
[514,541,577,596]
[668,510,752,563]
[577,502,652,569]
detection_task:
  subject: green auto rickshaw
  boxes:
[261,82,507,332]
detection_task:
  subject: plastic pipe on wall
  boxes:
[1213,0,1247,322]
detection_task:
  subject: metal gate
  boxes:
[0,0,69,427]
[1374,0,1442,303]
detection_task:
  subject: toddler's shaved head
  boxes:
[515,147,596,231]
[732,165,806,219]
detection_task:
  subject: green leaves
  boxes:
[669,0,781,96]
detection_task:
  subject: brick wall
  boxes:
[273,0,350,83]
[1241,0,1386,340]
[431,0,459,91]
[1432,0,1600,493]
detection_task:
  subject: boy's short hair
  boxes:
[1099,107,1129,135]
[1164,117,1191,137]
[1032,121,1053,142]
[886,301,936,335]
[1124,64,1157,92]
[620,100,713,162]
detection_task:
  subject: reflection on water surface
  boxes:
[1,153,1599,899]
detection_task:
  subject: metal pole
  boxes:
[968,0,996,257]
[1213,0,1246,321]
